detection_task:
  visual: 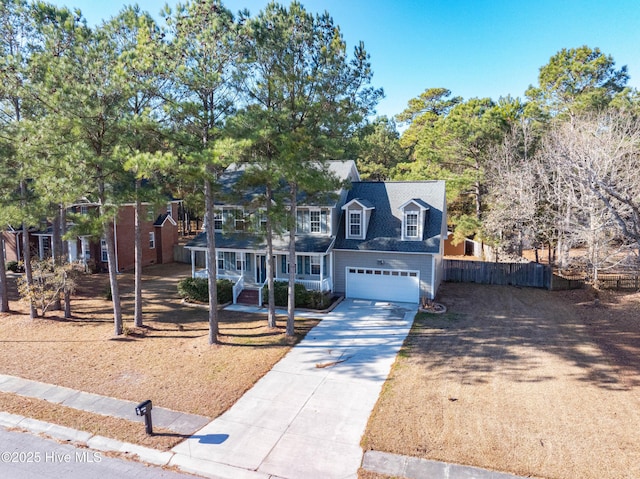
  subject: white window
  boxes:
[166,203,173,217]
[217,251,236,270]
[80,205,89,215]
[236,254,245,271]
[101,239,108,262]
[256,210,267,231]
[349,211,362,238]
[310,211,321,233]
[149,232,155,249]
[405,212,419,238]
[214,211,223,231]
[297,209,328,234]
[147,206,155,222]
[234,210,245,231]
[297,209,310,233]
[311,256,321,275]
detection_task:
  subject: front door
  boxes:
[256,254,266,283]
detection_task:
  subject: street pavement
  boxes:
[0,427,195,479]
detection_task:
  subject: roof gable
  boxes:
[154,213,177,227]
[341,198,375,211]
[399,198,430,211]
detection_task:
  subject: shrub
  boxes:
[267,281,309,308]
[178,277,208,302]
[6,261,20,273]
[177,277,234,304]
[306,290,331,309]
[217,279,233,304]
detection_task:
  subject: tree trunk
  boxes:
[52,208,62,311]
[21,180,37,319]
[61,206,71,318]
[104,218,123,336]
[265,184,276,328]
[204,175,218,345]
[133,182,143,328]
[0,237,9,312]
[286,184,297,337]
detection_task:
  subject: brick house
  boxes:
[2,200,181,272]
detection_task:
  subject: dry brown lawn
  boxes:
[361,283,640,479]
[0,263,319,448]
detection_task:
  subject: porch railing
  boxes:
[280,277,332,292]
[194,269,332,293]
[232,275,244,304]
[193,269,241,283]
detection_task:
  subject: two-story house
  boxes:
[2,199,181,272]
[185,160,447,304]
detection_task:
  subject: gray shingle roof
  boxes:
[185,232,333,254]
[216,160,357,207]
[334,181,446,253]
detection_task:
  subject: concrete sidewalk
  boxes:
[170,299,418,479]
[0,374,210,435]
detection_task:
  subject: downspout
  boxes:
[430,253,436,300]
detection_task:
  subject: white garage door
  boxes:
[345,267,420,303]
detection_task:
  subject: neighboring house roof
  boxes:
[154,213,177,227]
[334,181,446,254]
[185,232,334,254]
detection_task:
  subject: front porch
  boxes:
[188,249,333,305]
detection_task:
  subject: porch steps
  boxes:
[236,288,260,306]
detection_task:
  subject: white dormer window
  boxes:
[399,199,429,241]
[349,212,362,237]
[405,212,418,238]
[342,198,374,240]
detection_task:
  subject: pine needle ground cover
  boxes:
[361,283,640,479]
[0,263,319,449]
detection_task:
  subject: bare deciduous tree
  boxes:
[539,110,640,281]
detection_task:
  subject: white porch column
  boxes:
[38,236,44,259]
[330,252,334,291]
[191,250,195,278]
[320,254,324,291]
[205,250,209,274]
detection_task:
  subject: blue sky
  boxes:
[47,0,640,121]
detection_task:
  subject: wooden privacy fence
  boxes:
[444,260,552,289]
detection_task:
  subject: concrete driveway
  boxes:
[170,298,418,479]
